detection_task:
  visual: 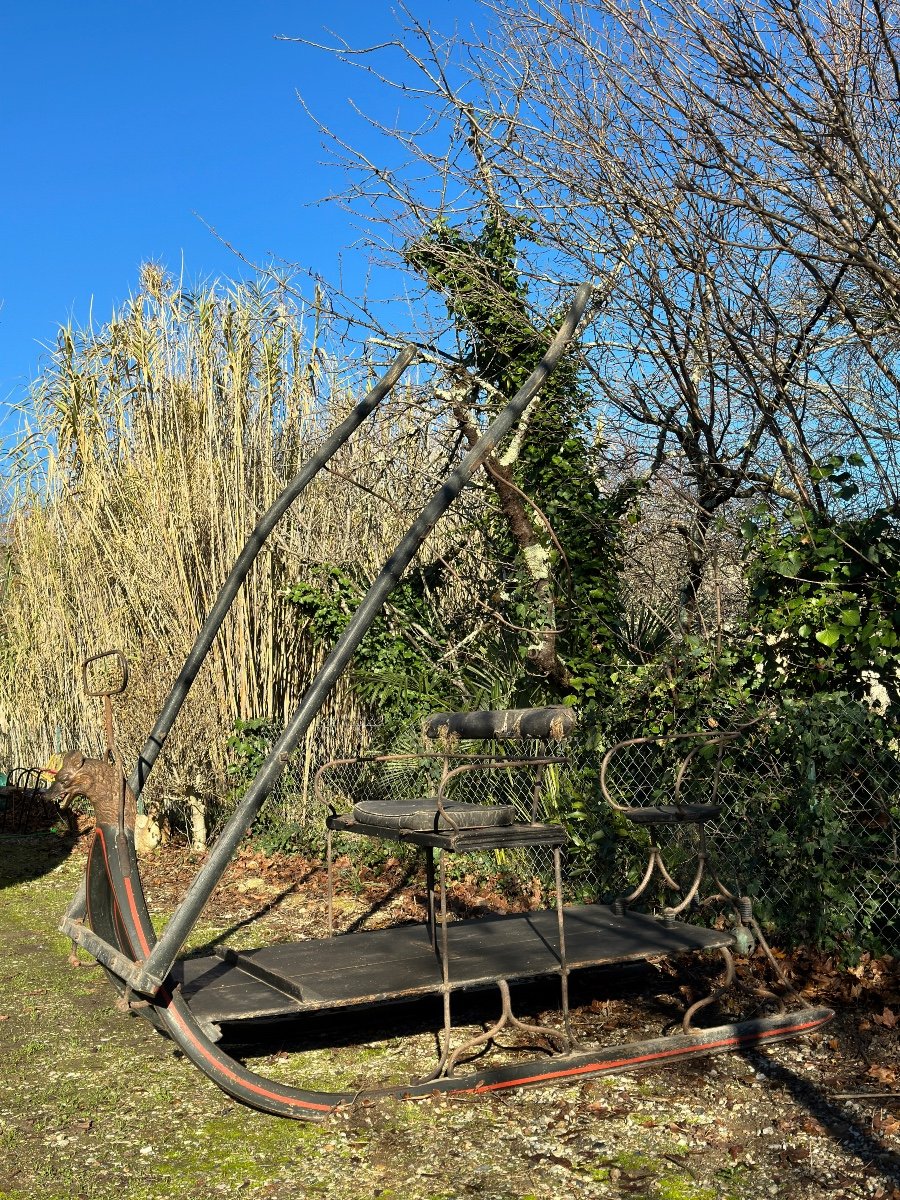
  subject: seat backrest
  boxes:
[423,706,576,744]
[600,724,756,814]
[7,766,45,792]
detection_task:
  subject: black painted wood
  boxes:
[178,904,732,1024]
[423,706,576,742]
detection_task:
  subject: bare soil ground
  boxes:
[0,825,897,1200]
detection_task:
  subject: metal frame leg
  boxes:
[441,979,569,1076]
[699,890,801,1011]
[439,850,452,1069]
[415,850,455,1083]
[682,945,736,1033]
[326,826,334,936]
[425,847,436,950]
[553,847,573,1047]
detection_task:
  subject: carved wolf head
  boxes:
[50,750,160,855]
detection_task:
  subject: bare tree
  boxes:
[283,0,900,638]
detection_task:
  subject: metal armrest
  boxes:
[599,718,764,818]
[314,750,521,812]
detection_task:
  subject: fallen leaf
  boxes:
[527,1151,573,1170]
[235,876,266,894]
[874,1007,897,1029]
[780,1147,811,1165]
[588,1102,631,1118]
[868,1064,897,1085]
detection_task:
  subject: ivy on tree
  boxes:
[408,213,631,711]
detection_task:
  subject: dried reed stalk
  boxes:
[0,267,467,822]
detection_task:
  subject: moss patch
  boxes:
[0,834,889,1200]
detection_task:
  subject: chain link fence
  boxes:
[583,730,899,951]
[242,714,898,955]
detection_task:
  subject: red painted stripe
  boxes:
[114,847,333,1114]
[467,1015,831,1093]
[84,836,96,930]
[122,876,152,957]
[161,1004,827,1111]
[165,1001,335,1113]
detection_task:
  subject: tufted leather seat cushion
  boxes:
[621,804,721,826]
[352,798,516,831]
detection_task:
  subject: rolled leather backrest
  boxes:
[423,706,576,743]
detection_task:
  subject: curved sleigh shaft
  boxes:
[63,346,417,925]
[98,283,595,999]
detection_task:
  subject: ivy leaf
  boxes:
[815,626,842,648]
[839,608,861,627]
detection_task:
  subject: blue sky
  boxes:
[0,2,484,434]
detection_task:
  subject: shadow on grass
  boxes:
[214,960,661,1063]
[0,826,79,890]
[741,1049,900,1190]
[202,955,899,1189]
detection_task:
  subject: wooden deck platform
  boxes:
[177,904,732,1025]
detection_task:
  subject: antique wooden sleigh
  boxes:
[56,286,832,1119]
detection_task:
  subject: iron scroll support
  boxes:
[125,282,595,997]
